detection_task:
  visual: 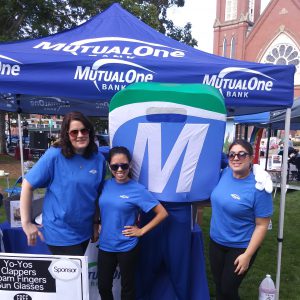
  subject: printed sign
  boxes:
[0,253,89,300]
[271,155,282,170]
[9,201,22,228]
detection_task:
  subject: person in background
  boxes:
[288,147,300,181]
[97,146,168,300]
[209,139,273,300]
[94,135,100,147]
[260,140,266,157]
[278,142,284,156]
[20,111,106,255]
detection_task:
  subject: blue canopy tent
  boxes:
[0,4,296,298]
[0,3,295,117]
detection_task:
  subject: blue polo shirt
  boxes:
[26,147,106,246]
[99,178,159,252]
[210,168,273,248]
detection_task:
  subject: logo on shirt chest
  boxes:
[230,193,241,200]
[120,195,129,199]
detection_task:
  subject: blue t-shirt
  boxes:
[26,147,106,246]
[99,178,159,252]
[210,168,273,248]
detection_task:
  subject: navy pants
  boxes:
[136,202,192,300]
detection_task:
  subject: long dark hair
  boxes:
[228,139,254,156]
[108,146,132,178]
[55,111,98,158]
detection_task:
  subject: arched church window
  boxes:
[230,37,235,58]
[225,0,237,21]
[265,44,299,69]
[223,38,227,57]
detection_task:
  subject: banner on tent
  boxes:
[0,253,89,300]
[0,94,109,116]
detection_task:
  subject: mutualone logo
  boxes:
[33,37,186,59]
[48,258,81,281]
[74,58,156,92]
[34,37,180,93]
[0,54,22,77]
[29,97,71,112]
[203,67,275,98]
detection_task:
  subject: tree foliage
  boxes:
[0,0,197,153]
[0,0,197,46]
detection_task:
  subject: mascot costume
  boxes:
[109,82,226,300]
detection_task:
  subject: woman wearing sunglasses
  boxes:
[20,111,106,255]
[209,139,273,300]
[97,146,168,300]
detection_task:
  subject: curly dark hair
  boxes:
[54,111,98,158]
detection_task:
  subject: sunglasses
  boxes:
[110,163,130,171]
[228,151,249,161]
[68,128,89,138]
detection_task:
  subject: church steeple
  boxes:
[213,0,261,59]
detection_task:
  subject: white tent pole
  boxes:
[275,107,291,300]
[17,113,25,179]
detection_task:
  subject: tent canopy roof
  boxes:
[0,3,295,116]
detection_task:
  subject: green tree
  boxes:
[0,0,197,153]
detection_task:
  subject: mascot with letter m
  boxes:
[109,82,226,300]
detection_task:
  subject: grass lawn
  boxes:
[201,189,300,300]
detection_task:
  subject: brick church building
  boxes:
[213,0,300,98]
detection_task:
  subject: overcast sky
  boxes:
[168,0,271,53]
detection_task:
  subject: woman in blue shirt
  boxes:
[98,146,168,300]
[20,111,106,256]
[209,139,273,300]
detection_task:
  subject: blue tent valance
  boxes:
[234,97,300,130]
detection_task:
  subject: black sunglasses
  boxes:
[68,128,89,138]
[110,163,130,171]
[228,151,249,161]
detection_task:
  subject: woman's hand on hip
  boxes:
[122,225,143,237]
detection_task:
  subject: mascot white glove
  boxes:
[252,164,273,194]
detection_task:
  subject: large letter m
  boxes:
[132,123,209,193]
